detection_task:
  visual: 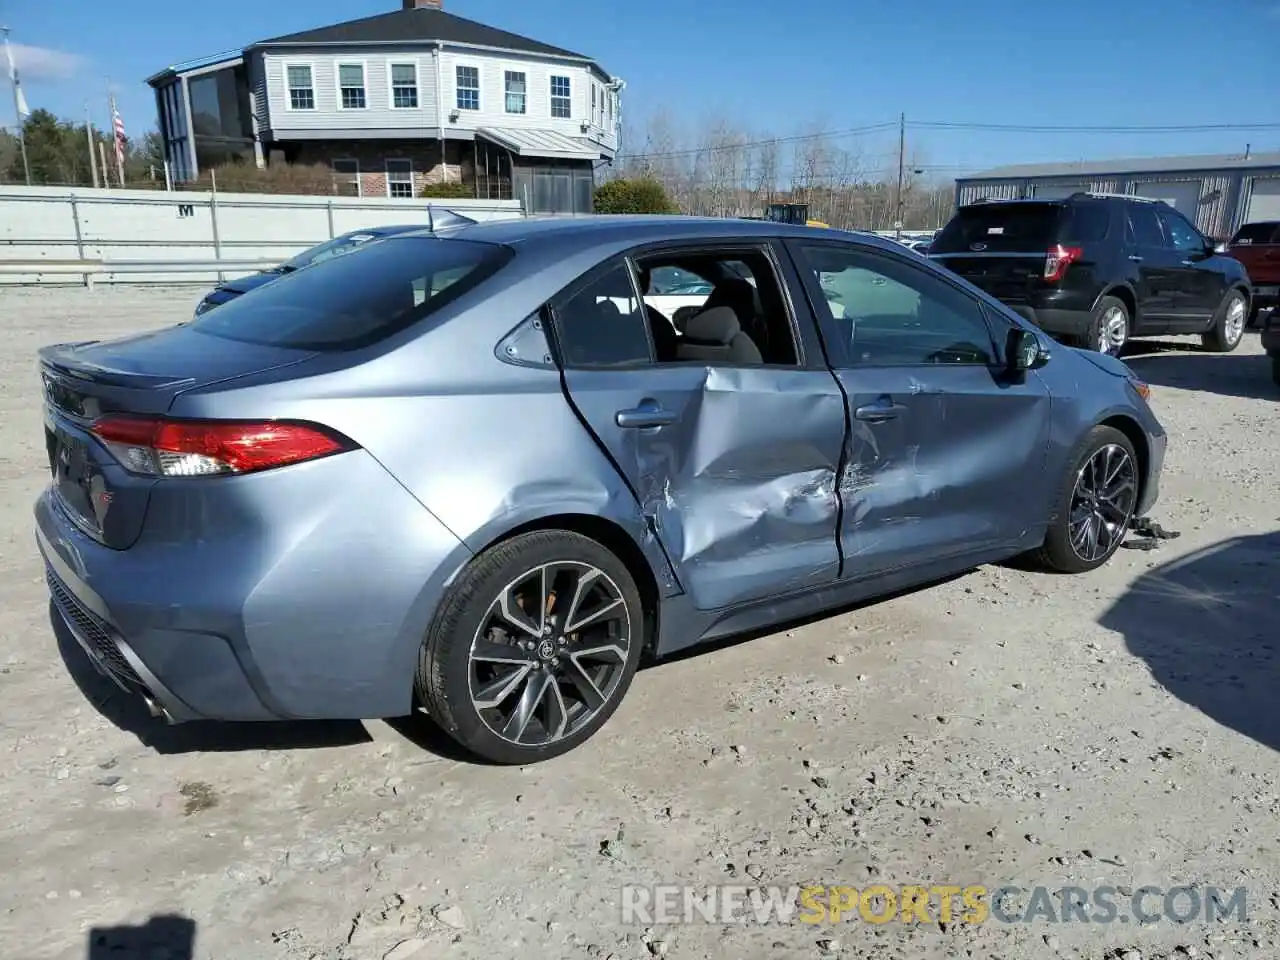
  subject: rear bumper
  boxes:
[1253,285,1280,311]
[1011,306,1093,338]
[35,449,473,722]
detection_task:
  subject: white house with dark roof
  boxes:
[146,0,624,214]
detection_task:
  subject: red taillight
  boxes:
[1043,244,1083,283]
[90,416,354,477]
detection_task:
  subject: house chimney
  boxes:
[403,0,442,8]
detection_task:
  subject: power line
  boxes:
[617,120,898,161]
[909,119,1280,134]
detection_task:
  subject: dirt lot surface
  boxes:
[0,286,1276,960]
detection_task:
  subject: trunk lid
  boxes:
[930,252,1048,305]
[929,201,1069,305]
[40,325,317,549]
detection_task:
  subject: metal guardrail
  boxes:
[0,256,284,286]
[0,257,282,273]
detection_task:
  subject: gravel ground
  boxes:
[0,286,1276,960]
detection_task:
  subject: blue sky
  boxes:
[4,0,1279,179]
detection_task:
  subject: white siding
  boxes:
[262,47,619,153]
[263,49,440,133]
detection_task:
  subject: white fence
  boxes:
[0,185,524,285]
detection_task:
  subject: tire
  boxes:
[1202,289,1248,352]
[1032,425,1140,574]
[1088,296,1130,355]
[1247,305,1261,329]
[417,529,645,764]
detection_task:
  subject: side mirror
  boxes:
[1212,240,1227,255]
[1006,327,1046,373]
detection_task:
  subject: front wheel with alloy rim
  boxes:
[1089,296,1130,355]
[1033,425,1140,574]
[416,529,645,764]
[1202,290,1248,352]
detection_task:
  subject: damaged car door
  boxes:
[549,246,847,612]
[790,240,1053,576]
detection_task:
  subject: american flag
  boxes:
[110,95,126,169]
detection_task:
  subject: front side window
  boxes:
[1232,221,1280,244]
[554,264,651,367]
[189,237,513,351]
[390,63,418,109]
[456,65,479,110]
[338,63,366,109]
[550,75,571,119]
[504,71,527,114]
[286,64,314,110]
[1159,208,1204,252]
[798,244,996,367]
[331,158,360,197]
[386,158,414,199]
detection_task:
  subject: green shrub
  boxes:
[593,177,677,215]
[421,180,475,199]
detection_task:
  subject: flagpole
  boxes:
[2,26,32,185]
[85,101,99,188]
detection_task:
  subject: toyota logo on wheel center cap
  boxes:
[536,639,556,660]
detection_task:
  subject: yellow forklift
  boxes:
[763,202,829,229]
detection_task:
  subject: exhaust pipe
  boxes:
[142,693,176,724]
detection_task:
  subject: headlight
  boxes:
[193,299,215,317]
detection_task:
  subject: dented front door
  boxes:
[562,363,848,611]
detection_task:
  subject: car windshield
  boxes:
[932,203,1065,253]
[1231,222,1280,244]
[190,236,513,351]
[282,231,389,271]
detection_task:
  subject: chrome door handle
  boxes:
[616,401,677,429]
[1180,259,1195,266]
[854,402,907,422]
[1128,255,1144,262]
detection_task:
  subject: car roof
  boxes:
[391,214,904,258]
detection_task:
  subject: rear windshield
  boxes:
[1231,221,1280,244]
[932,201,1110,253]
[190,236,512,350]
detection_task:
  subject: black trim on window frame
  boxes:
[782,237,1009,370]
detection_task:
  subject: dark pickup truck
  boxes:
[1226,220,1280,325]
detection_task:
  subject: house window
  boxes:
[590,84,597,125]
[504,71,527,114]
[338,63,366,109]
[456,65,479,110]
[386,158,414,198]
[550,75,571,119]
[286,64,314,110]
[332,158,360,197]
[390,63,418,109]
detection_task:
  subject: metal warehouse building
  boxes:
[954,151,1280,239]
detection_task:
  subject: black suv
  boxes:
[929,193,1252,355]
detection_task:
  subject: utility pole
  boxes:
[894,112,905,240]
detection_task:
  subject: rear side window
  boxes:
[932,203,1064,253]
[1125,206,1166,247]
[554,264,652,367]
[190,237,512,350]
[1232,222,1280,244]
[1059,203,1111,243]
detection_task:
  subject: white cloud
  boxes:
[9,43,86,81]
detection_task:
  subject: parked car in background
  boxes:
[1226,220,1280,326]
[1262,308,1280,386]
[929,193,1252,355]
[192,224,428,316]
[37,215,1165,765]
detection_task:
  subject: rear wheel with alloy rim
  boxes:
[417,530,644,764]
[1033,425,1140,573]
[1202,290,1248,352]
[1089,296,1130,355]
